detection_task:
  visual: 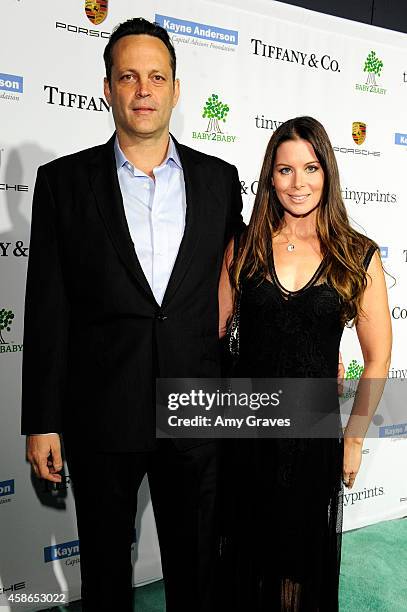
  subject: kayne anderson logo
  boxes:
[192,93,237,143]
[44,85,110,112]
[56,1,110,39]
[0,479,15,505]
[334,121,380,157]
[0,308,23,355]
[379,422,407,438]
[355,50,386,95]
[44,540,80,563]
[251,39,341,72]
[156,15,238,53]
[395,133,407,147]
[0,73,23,102]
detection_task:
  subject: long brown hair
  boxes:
[230,116,377,325]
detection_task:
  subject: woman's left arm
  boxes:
[343,251,392,488]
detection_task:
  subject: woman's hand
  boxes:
[342,437,363,489]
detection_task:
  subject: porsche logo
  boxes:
[352,122,366,145]
[85,0,108,26]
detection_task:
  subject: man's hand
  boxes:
[27,434,63,482]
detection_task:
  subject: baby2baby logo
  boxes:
[192,93,237,144]
[0,308,22,354]
[355,50,386,95]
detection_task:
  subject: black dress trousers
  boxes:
[65,439,219,612]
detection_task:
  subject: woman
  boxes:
[217,116,392,611]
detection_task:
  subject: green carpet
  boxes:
[339,517,407,611]
[45,517,407,611]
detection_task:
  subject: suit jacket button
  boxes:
[155,314,168,321]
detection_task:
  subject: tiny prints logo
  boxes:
[0,73,23,103]
[254,115,284,131]
[44,540,80,563]
[343,486,384,507]
[352,122,366,145]
[355,51,386,95]
[342,187,397,205]
[192,94,237,144]
[395,133,407,146]
[85,0,108,25]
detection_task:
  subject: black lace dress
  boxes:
[218,245,376,612]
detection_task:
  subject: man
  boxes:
[22,18,243,612]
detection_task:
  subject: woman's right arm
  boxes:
[218,239,235,339]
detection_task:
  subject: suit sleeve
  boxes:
[225,164,245,246]
[21,166,70,434]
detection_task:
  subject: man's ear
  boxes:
[172,78,180,108]
[103,77,112,106]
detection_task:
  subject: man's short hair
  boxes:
[103,17,176,84]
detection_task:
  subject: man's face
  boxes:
[104,34,180,142]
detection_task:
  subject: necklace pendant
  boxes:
[287,243,295,252]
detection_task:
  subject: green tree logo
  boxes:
[363,51,383,86]
[0,308,14,344]
[202,94,230,134]
[345,359,364,380]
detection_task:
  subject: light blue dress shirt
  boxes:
[114,136,186,306]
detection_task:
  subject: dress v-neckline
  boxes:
[269,249,326,296]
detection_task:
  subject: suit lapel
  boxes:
[161,139,204,307]
[88,134,157,305]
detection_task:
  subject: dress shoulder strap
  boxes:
[363,244,378,270]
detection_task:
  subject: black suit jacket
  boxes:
[21,134,243,451]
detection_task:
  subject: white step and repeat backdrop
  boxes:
[0,0,406,607]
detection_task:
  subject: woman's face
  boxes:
[272,138,324,217]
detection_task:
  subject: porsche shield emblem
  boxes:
[352,122,366,145]
[85,0,108,26]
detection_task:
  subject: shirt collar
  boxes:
[114,134,182,175]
